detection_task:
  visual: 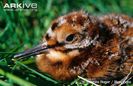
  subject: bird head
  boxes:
[14,11,100,58]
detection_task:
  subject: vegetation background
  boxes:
[0,0,133,86]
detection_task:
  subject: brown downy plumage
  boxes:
[14,11,133,81]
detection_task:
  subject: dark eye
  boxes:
[65,34,76,43]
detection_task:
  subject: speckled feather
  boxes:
[36,11,133,81]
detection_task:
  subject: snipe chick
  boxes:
[15,11,133,81]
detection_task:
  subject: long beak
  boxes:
[14,43,49,58]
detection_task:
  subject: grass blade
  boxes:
[14,60,59,84]
[0,68,36,86]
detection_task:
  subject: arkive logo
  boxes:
[3,3,37,11]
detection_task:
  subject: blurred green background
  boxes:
[0,0,133,86]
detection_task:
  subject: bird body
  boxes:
[15,11,133,81]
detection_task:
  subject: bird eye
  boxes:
[65,34,76,43]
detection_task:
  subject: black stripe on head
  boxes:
[51,22,58,31]
[45,33,50,40]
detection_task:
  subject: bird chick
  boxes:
[14,11,133,81]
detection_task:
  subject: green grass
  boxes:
[0,0,133,86]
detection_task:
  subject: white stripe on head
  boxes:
[58,17,66,26]
[47,27,53,36]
